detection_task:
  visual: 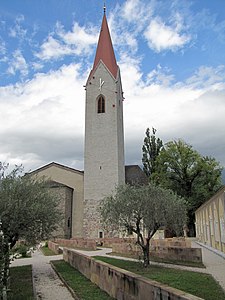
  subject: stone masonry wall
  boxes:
[63,248,203,300]
[149,238,202,263]
[48,241,62,254]
[51,237,201,263]
[82,199,102,239]
[54,238,96,250]
[110,238,202,263]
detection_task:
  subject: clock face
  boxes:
[99,78,105,91]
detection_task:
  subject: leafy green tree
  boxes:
[0,221,6,298]
[0,163,62,298]
[100,184,187,267]
[142,127,163,178]
[154,140,222,235]
[0,220,10,300]
[0,164,62,249]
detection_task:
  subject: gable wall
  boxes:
[33,165,84,238]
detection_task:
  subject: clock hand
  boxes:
[99,78,105,91]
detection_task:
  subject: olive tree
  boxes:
[100,184,187,267]
[0,219,9,300]
[0,163,62,298]
[0,165,62,249]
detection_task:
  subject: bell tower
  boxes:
[83,8,125,238]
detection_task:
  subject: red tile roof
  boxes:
[90,13,118,79]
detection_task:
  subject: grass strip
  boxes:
[149,255,205,268]
[51,260,113,300]
[41,246,59,256]
[94,256,225,300]
[109,252,205,268]
[8,265,34,300]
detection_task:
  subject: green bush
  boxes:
[14,244,28,258]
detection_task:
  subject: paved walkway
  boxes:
[192,241,225,291]
[10,250,74,300]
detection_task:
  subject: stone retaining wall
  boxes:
[111,238,202,263]
[152,238,192,248]
[63,248,203,300]
[48,241,62,254]
[100,237,135,247]
[54,238,96,250]
[51,237,201,263]
[150,240,202,263]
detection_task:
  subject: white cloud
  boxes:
[123,0,140,20]
[144,17,191,52]
[32,62,43,71]
[36,36,73,60]
[108,14,139,55]
[185,65,225,90]
[122,0,151,23]
[36,22,98,61]
[114,29,138,53]
[147,64,175,86]
[108,0,152,53]
[119,54,143,94]
[109,1,191,57]
[0,63,87,170]
[56,22,97,48]
[120,58,225,166]
[9,14,27,40]
[0,39,6,55]
[1,56,225,171]
[7,49,28,77]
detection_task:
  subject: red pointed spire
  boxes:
[90,12,118,79]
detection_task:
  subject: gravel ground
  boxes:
[11,250,75,300]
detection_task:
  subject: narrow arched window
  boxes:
[97,95,105,113]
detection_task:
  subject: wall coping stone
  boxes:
[63,247,203,300]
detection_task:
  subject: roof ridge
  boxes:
[29,162,84,175]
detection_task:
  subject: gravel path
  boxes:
[11,250,75,300]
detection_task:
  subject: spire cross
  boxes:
[103,2,106,13]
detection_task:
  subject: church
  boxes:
[30,9,147,240]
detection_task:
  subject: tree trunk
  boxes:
[9,233,19,249]
[143,239,150,267]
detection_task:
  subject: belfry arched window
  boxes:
[97,95,105,113]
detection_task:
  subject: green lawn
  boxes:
[149,255,205,268]
[109,251,205,268]
[94,256,225,300]
[41,245,59,256]
[51,260,113,300]
[8,265,34,300]
[8,256,225,300]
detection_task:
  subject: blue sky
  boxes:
[0,0,225,173]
